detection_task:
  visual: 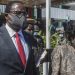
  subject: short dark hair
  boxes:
[64,20,75,41]
[5,1,24,13]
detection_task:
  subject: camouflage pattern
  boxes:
[51,44,75,75]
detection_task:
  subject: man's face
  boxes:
[6,3,27,31]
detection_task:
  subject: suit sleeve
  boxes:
[51,46,62,75]
[32,48,38,75]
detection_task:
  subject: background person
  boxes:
[50,20,75,75]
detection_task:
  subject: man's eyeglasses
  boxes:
[10,11,26,15]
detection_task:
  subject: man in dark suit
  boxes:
[0,1,37,75]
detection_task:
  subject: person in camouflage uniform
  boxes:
[50,20,75,75]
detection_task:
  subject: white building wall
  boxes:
[42,7,75,20]
[0,5,6,13]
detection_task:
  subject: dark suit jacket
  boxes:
[0,26,37,75]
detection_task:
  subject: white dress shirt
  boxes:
[5,24,29,63]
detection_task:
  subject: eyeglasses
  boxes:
[10,11,26,15]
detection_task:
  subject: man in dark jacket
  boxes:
[0,1,37,75]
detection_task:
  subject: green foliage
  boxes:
[38,30,46,47]
[50,32,60,48]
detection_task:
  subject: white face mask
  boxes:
[33,32,38,35]
[7,14,26,31]
[59,33,63,37]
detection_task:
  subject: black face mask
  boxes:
[7,14,27,31]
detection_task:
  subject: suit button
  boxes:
[24,69,25,73]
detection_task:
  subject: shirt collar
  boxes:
[18,29,23,38]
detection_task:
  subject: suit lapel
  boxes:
[2,26,16,51]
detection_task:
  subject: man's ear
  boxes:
[5,14,10,21]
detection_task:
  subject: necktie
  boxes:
[15,32,26,66]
